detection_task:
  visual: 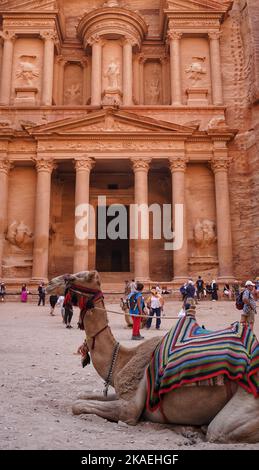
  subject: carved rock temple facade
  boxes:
[0,0,258,289]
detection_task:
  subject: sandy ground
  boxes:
[0,298,259,451]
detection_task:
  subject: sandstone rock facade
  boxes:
[0,0,258,286]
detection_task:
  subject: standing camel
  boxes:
[47,270,259,443]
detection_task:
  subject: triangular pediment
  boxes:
[1,0,57,12]
[25,109,196,137]
[165,0,232,12]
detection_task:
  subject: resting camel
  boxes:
[47,270,259,443]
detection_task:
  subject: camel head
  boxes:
[46,270,101,295]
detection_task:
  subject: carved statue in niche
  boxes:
[16,55,39,86]
[194,219,217,249]
[185,56,206,87]
[64,84,82,105]
[146,77,160,105]
[104,61,121,90]
[5,221,34,250]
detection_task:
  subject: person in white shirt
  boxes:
[56,295,65,322]
[146,289,164,330]
[129,279,136,293]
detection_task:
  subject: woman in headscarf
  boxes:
[211,280,218,301]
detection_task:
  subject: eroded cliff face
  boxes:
[221,0,259,278]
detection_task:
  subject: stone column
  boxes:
[139,54,145,105]
[168,31,182,106]
[209,31,223,106]
[41,31,56,106]
[123,38,133,106]
[73,157,95,273]
[89,35,102,106]
[82,57,89,105]
[133,56,139,105]
[211,155,234,280]
[32,158,55,281]
[0,31,15,106]
[57,56,66,105]
[160,55,169,105]
[0,158,12,278]
[169,156,188,281]
[0,38,3,72]
[131,158,151,281]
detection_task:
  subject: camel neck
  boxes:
[84,303,135,385]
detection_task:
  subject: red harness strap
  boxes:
[91,325,109,350]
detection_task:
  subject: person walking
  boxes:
[49,294,58,316]
[184,280,195,305]
[124,280,131,296]
[21,284,29,302]
[0,282,6,302]
[255,277,259,300]
[146,289,164,330]
[211,280,218,301]
[63,289,73,329]
[56,295,65,322]
[232,280,240,300]
[196,276,204,301]
[38,282,46,306]
[129,279,136,293]
[240,280,257,330]
[223,283,232,300]
[128,282,145,340]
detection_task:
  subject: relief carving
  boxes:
[145,78,160,105]
[64,84,82,105]
[0,119,12,128]
[16,55,39,86]
[194,219,217,249]
[207,116,227,130]
[104,61,121,91]
[5,221,34,250]
[185,57,207,87]
[103,0,120,6]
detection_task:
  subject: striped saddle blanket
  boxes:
[146,316,259,412]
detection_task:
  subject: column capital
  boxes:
[0,158,13,174]
[74,157,95,172]
[211,157,231,173]
[56,55,67,67]
[88,34,104,46]
[0,30,16,42]
[34,158,56,173]
[159,55,169,65]
[40,30,57,41]
[167,31,183,41]
[123,36,137,47]
[208,31,221,41]
[138,53,146,65]
[81,57,89,67]
[131,157,151,172]
[169,156,188,172]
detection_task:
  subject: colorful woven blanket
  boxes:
[146,317,259,411]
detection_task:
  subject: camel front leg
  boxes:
[72,376,147,425]
[72,400,137,425]
[77,391,117,401]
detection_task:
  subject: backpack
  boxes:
[236,290,245,310]
[180,286,186,295]
[129,293,138,312]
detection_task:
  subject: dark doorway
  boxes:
[96,206,130,272]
